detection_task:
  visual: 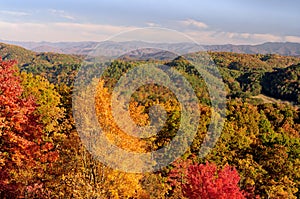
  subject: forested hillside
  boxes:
[0,43,299,198]
[0,43,82,85]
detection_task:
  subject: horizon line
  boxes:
[1,39,300,46]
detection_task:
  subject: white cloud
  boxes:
[49,9,75,20]
[0,21,137,42]
[0,20,299,45]
[250,33,282,42]
[285,36,300,43]
[183,30,286,45]
[146,22,160,27]
[0,10,29,17]
[179,19,208,29]
[0,21,196,43]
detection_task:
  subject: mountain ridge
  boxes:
[1,40,300,57]
[0,41,299,104]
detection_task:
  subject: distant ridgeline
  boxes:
[0,42,299,105]
[5,40,300,57]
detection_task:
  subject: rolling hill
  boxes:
[2,40,300,57]
[1,42,299,105]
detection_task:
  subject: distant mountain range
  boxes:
[1,40,300,57]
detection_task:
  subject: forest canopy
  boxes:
[0,43,299,198]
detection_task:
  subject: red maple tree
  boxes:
[169,159,246,199]
[0,58,58,198]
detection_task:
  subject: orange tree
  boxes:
[0,59,58,198]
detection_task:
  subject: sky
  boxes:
[0,0,299,44]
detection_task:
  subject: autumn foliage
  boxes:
[168,159,246,199]
[0,46,299,198]
[0,58,58,198]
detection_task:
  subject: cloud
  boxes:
[0,21,198,43]
[0,21,137,42]
[49,9,75,20]
[285,36,300,43]
[183,30,286,45]
[179,19,208,29]
[222,32,282,43]
[146,22,160,27]
[0,20,299,45]
[250,33,283,42]
[0,10,29,17]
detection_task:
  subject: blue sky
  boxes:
[0,0,299,44]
